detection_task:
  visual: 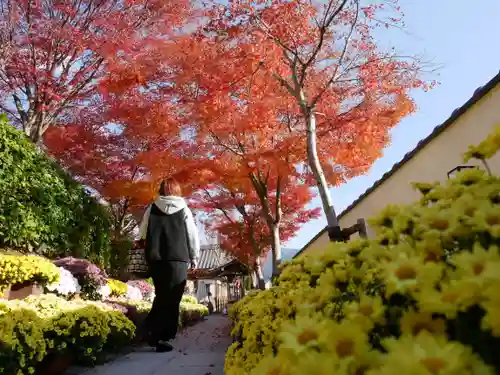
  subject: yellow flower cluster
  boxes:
[108,279,128,297]
[0,254,60,286]
[108,297,154,313]
[226,127,500,375]
[181,295,198,304]
[179,301,210,327]
[106,296,209,328]
[178,295,209,326]
[463,123,500,162]
[0,306,46,375]
[0,294,135,375]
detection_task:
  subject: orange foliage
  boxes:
[173,0,431,190]
[43,0,433,248]
[0,0,191,143]
[190,161,320,265]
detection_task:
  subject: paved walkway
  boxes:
[79,315,231,375]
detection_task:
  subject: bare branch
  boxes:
[311,0,359,107]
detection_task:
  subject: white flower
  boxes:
[97,284,111,299]
[126,285,143,301]
[46,267,81,296]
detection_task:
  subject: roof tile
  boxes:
[197,244,234,270]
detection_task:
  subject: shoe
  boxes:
[156,341,173,353]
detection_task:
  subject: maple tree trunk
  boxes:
[21,110,46,146]
[305,109,341,236]
[248,223,266,289]
[250,176,283,278]
[253,257,266,290]
[270,223,282,279]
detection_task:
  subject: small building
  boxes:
[189,244,249,312]
[295,71,500,259]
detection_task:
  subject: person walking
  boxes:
[136,178,200,352]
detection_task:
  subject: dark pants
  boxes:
[145,261,187,342]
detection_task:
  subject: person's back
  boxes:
[145,197,193,264]
[136,178,200,353]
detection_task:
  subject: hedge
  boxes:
[0,253,210,374]
[0,114,112,263]
[226,126,500,375]
[0,294,135,374]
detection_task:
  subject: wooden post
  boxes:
[356,218,368,238]
[215,281,219,312]
[329,218,368,243]
[241,277,246,297]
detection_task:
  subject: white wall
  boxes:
[195,279,228,302]
[299,83,500,258]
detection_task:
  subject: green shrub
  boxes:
[0,114,112,261]
[0,306,47,375]
[226,126,500,375]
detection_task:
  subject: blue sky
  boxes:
[286,0,500,250]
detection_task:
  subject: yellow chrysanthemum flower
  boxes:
[399,309,447,337]
[374,332,494,375]
[225,127,500,375]
[344,294,385,330]
[383,252,443,298]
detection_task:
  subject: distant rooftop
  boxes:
[197,244,234,270]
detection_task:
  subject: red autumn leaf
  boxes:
[0,0,191,143]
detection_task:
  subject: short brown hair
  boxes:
[159,178,182,197]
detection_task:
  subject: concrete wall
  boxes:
[299,83,500,258]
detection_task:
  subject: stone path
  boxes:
[78,315,231,375]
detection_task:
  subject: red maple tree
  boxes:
[175,0,432,241]
[43,96,199,237]
[192,184,270,289]
[192,163,320,286]
[44,114,150,237]
[36,0,434,272]
[88,34,316,276]
[188,127,320,278]
[0,0,190,144]
[42,19,207,236]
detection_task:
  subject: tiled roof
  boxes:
[197,244,234,270]
[294,70,500,259]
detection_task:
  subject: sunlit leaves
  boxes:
[0,0,191,142]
